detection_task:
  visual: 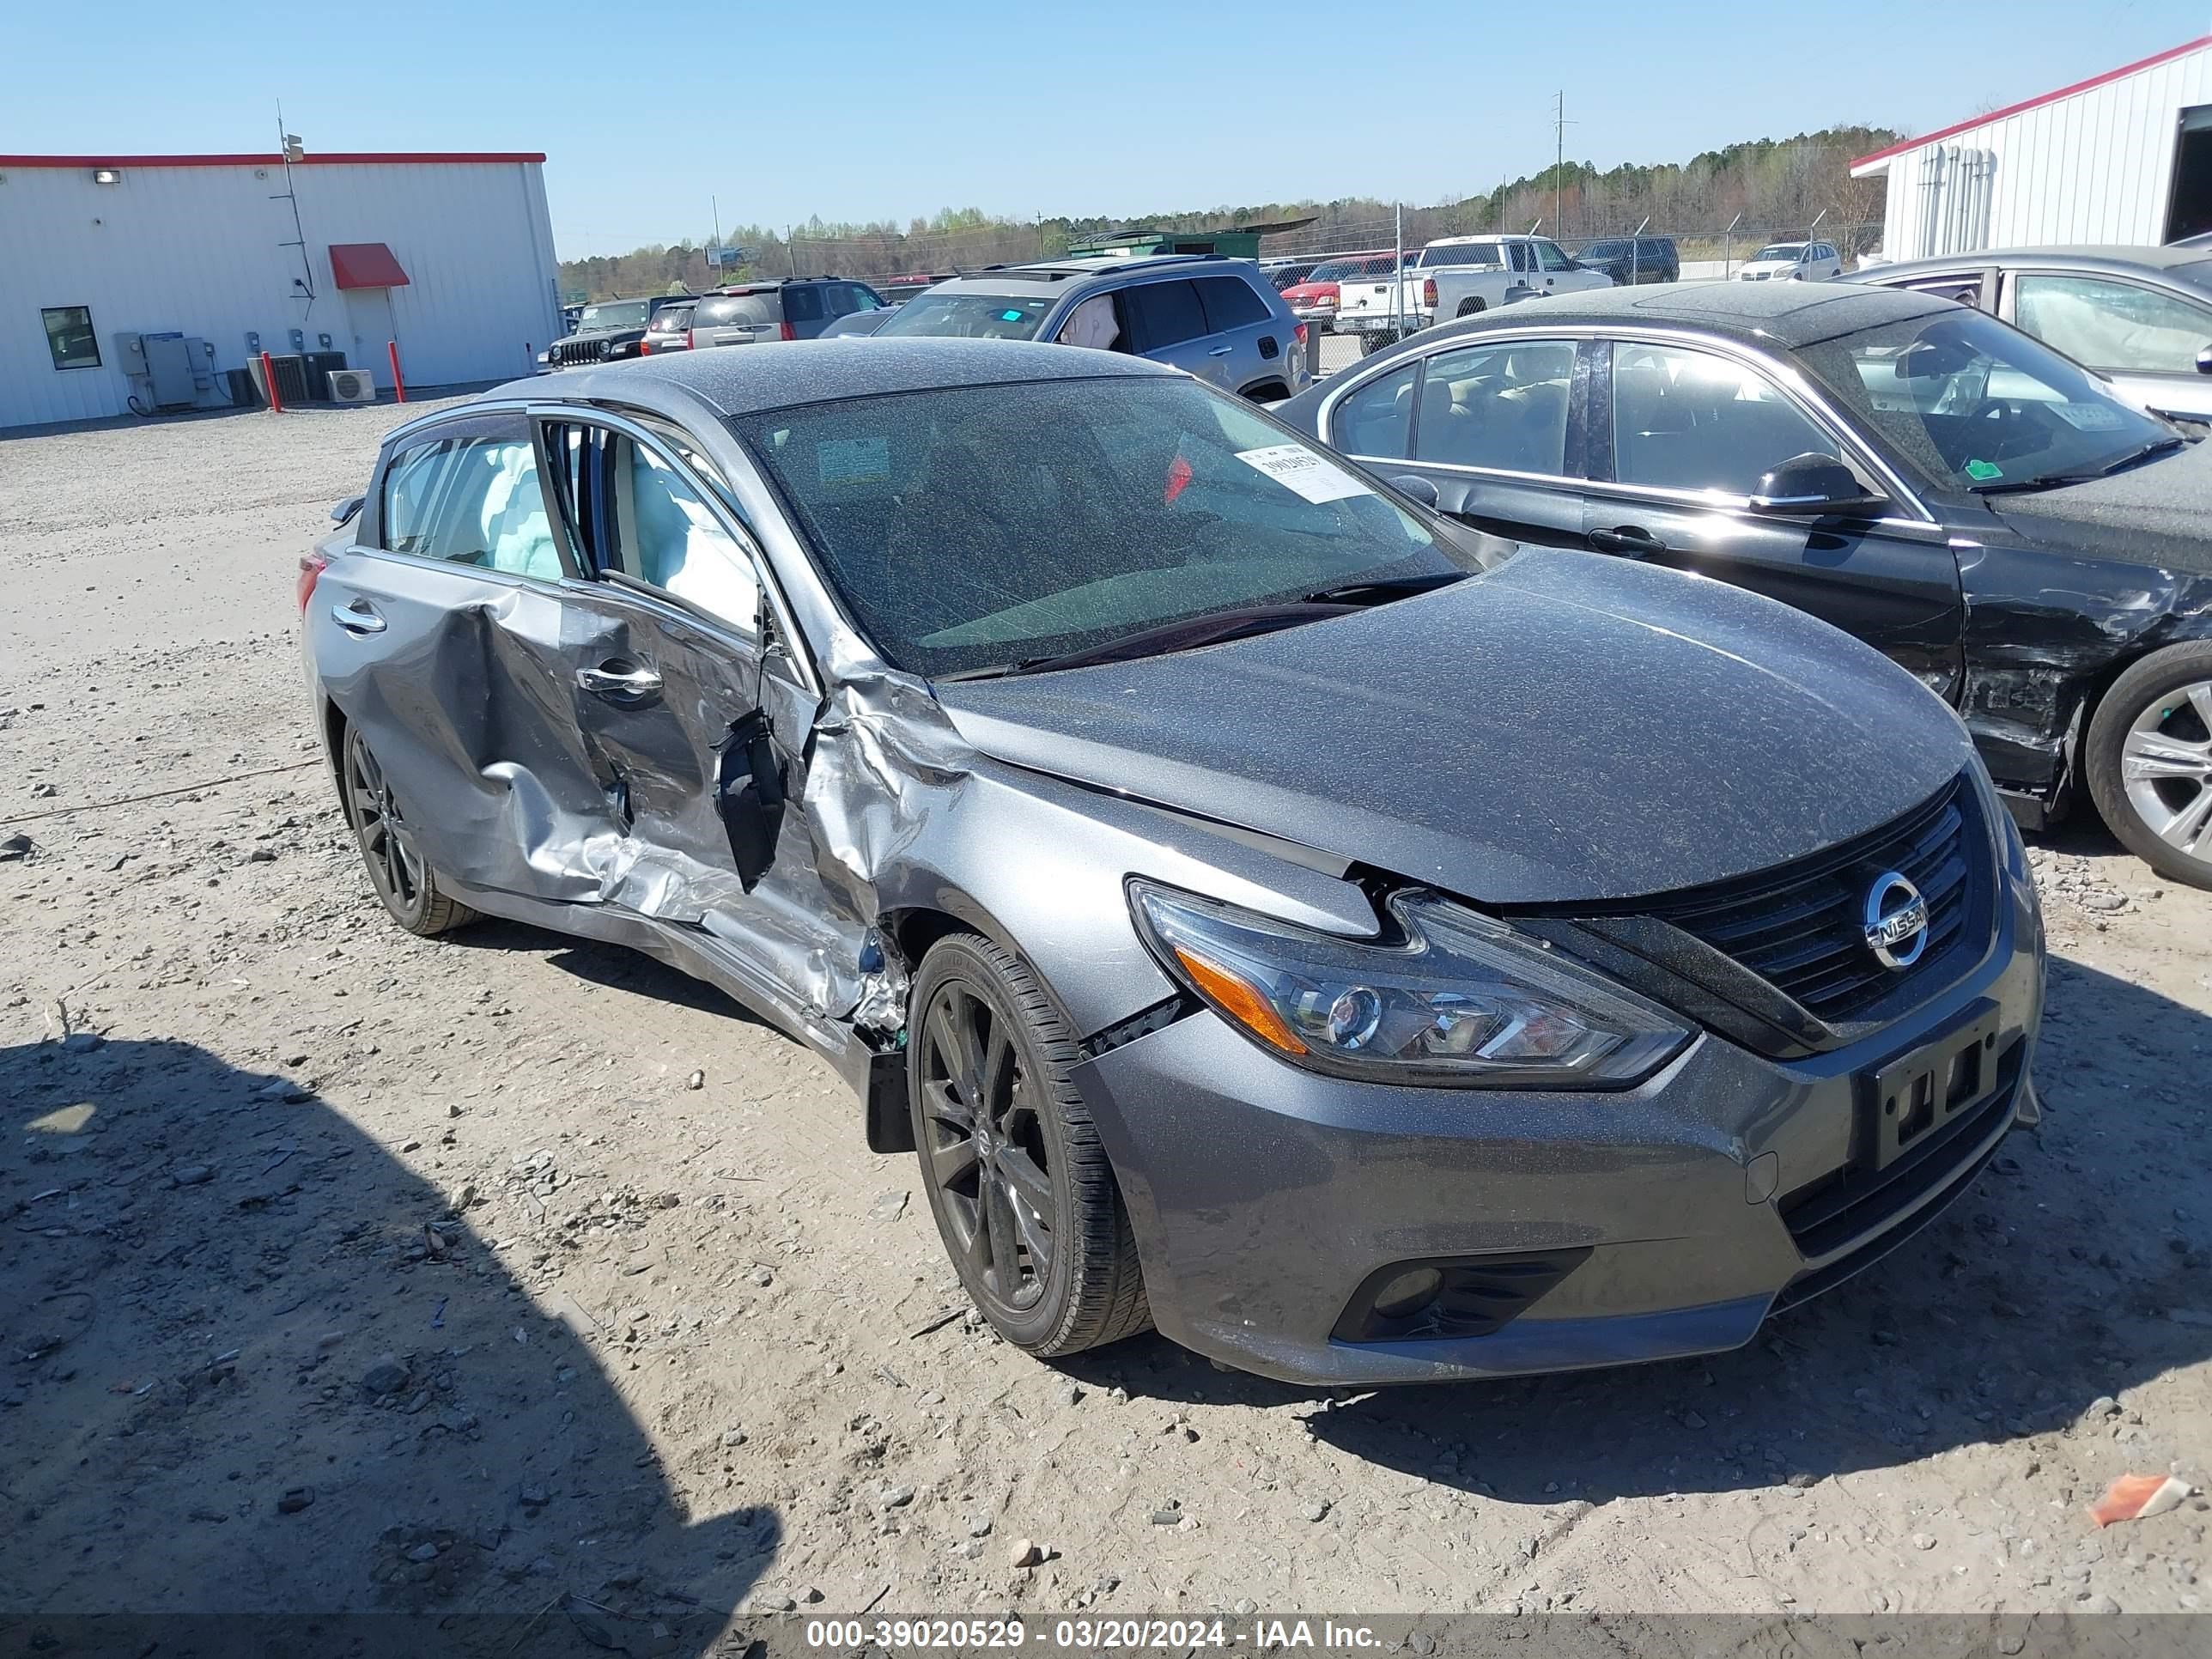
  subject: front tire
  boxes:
[2084,641,2212,889]
[339,725,478,935]
[1358,331,1398,356]
[908,934,1150,1358]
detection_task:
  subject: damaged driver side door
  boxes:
[537,409,864,1027]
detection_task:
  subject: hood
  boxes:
[1984,434,2212,577]
[1282,282,1340,303]
[933,549,1973,905]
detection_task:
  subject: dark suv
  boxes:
[1573,236,1679,285]
[538,295,693,371]
[685,279,887,348]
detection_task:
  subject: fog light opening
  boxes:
[1369,1267,1443,1322]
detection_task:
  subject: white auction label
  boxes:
[1233,444,1372,504]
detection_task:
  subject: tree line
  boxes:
[559,127,1899,299]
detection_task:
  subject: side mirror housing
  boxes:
[331,494,364,526]
[1389,473,1441,509]
[1748,453,1887,517]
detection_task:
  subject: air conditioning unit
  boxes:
[326,368,378,404]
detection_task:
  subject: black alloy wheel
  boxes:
[340,725,476,935]
[908,934,1149,1356]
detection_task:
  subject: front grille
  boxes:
[550,337,612,368]
[1636,776,1983,1023]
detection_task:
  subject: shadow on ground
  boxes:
[0,1037,776,1654]
[1063,957,2212,1504]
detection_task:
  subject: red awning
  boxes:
[329,243,410,289]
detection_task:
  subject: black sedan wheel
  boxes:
[2086,641,2212,890]
[340,725,477,935]
[908,934,1150,1357]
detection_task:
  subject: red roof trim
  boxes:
[330,242,411,289]
[1851,36,2212,169]
[0,151,544,169]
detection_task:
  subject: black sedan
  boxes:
[1278,283,2212,888]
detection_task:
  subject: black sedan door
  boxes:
[1322,334,1594,548]
[1580,336,1966,700]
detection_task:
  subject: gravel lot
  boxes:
[3,401,2210,1644]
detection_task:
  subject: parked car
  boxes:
[1338,235,1611,352]
[820,303,903,337]
[1737,241,1844,282]
[1279,251,1399,331]
[538,295,695,370]
[685,279,888,348]
[1264,258,1325,292]
[1279,283,2212,886]
[1840,245,2212,422]
[639,301,696,356]
[1573,235,1680,285]
[301,338,2044,1383]
[878,274,954,306]
[876,254,1310,402]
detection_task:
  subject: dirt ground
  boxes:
[3,402,2209,1647]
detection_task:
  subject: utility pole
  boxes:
[1552,91,1575,242]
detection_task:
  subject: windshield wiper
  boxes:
[1301,571,1470,605]
[1972,435,2186,493]
[936,602,1357,683]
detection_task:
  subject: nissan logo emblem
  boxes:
[1863,870,1931,969]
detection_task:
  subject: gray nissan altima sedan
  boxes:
[300,339,2045,1386]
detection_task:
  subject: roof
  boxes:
[1430,281,1954,348]
[917,254,1224,294]
[0,150,544,169]
[489,337,1175,418]
[1857,244,2212,278]
[1850,35,2212,173]
[329,242,410,289]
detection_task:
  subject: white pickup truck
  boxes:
[1336,234,1614,351]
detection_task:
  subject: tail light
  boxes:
[639,339,653,355]
[1423,277,1437,308]
[779,321,796,342]
[685,329,696,349]
[1293,323,1309,347]
[296,552,327,614]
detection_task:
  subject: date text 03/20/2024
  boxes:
[802,1619,1382,1650]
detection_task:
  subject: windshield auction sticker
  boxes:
[1234,444,1372,504]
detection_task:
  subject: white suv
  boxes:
[1737,241,1843,283]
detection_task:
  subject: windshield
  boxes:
[579,300,652,331]
[876,292,1055,340]
[1751,245,1804,264]
[1579,241,1628,258]
[732,377,1479,678]
[1419,244,1506,269]
[1798,307,2178,493]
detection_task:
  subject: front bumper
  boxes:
[1072,866,2043,1386]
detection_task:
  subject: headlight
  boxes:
[1128,880,1690,1089]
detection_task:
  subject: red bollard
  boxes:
[260,351,283,414]
[387,339,406,404]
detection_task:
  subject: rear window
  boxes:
[1580,241,1629,259]
[1195,276,1271,330]
[1419,244,1507,270]
[649,305,694,331]
[694,295,769,326]
[878,292,1056,339]
[784,287,827,323]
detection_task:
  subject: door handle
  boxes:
[1208,345,1234,356]
[331,601,386,635]
[1589,526,1667,558]
[578,661,664,697]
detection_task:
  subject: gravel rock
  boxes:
[406,1541,439,1563]
[1010,1539,1044,1569]
[969,1516,994,1538]
[171,1165,213,1187]
[361,1355,410,1396]
[276,1487,314,1514]
[1303,1499,1332,1522]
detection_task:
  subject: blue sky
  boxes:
[5,0,2206,256]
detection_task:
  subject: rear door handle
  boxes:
[1589,526,1667,558]
[1208,345,1234,356]
[331,600,386,635]
[578,661,664,698]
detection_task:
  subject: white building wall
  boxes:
[0,156,561,428]
[1873,44,2212,261]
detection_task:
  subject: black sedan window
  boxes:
[1798,308,2179,493]
[732,378,1472,678]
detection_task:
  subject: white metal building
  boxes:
[1852,37,2212,263]
[0,150,562,429]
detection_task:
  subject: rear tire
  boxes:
[1455,298,1487,318]
[2083,641,2212,890]
[1359,331,1398,356]
[908,934,1151,1358]
[339,725,478,935]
